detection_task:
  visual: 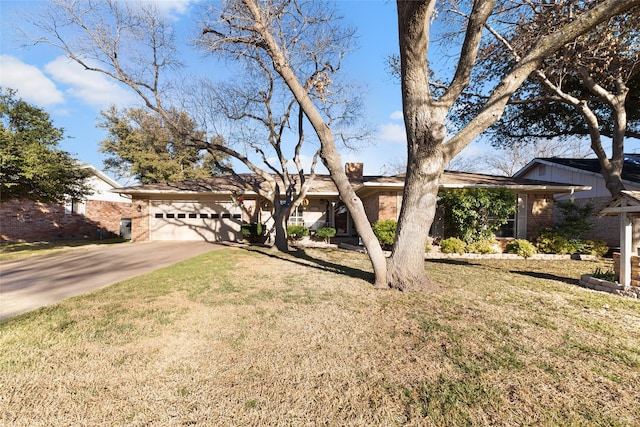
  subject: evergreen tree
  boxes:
[0,88,91,202]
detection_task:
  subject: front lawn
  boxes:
[1,248,638,426]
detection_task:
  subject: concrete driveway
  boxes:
[0,241,223,320]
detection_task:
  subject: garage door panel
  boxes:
[149,199,242,241]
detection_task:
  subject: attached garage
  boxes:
[149,199,242,241]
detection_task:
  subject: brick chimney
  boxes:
[345,162,364,181]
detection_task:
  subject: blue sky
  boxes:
[1,0,425,179]
[3,1,630,182]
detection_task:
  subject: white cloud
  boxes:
[390,110,403,120]
[0,55,64,106]
[378,122,407,144]
[44,56,137,108]
[142,0,201,19]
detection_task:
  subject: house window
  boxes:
[539,165,546,177]
[288,205,304,226]
[494,213,516,238]
[65,198,86,215]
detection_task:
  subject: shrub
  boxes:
[505,239,537,259]
[536,232,574,254]
[579,240,609,257]
[439,237,466,254]
[466,239,499,254]
[315,227,336,243]
[287,225,309,240]
[592,266,617,282]
[372,220,397,250]
[438,188,517,243]
[555,199,594,239]
[241,223,265,238]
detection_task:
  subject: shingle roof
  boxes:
[116,170,589,196]
[531,155,640,183]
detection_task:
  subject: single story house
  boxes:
[114,163,590,244]
[514,155,640,247]
[1,165,131,242]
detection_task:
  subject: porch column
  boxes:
[620,199,633,286]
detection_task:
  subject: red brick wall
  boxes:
[360,191,401,224]
[526,194,554,240]
[1,198,131,242]
[613,253,640,287]
[361,194,379,223]
[554,197,640,248]
[378,192,399,221]
[131,197,150,242]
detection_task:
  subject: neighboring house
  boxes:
[1,165,132,242]
[116,162,590,244]
[514,155,640,247]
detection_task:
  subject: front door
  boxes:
[334,202,351,236]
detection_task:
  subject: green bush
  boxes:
[466,239,499,254]
[372,220,397,249]
[315,227,336,243]
[536,231,608,256]
[438,188,517,243]
[287,225,309,240]
[579,240,609,257]
[241,223,265,238]
[505,239,537,259]
[440,237,466,254]
[592,266,617,282]
[536,232,574,254]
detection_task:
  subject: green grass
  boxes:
[1,248,638,426]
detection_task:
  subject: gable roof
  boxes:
[514,154,640,183]
[597,190,640,217]
[114,170,590,197]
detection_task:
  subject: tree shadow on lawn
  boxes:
[426,259,579,286]
[509,270,579,286]
[243,246,375,284]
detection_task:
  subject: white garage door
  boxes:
[149,199,242,241]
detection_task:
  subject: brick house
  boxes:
[1,165,131,242]
[514,155,640,248]
[116,163,589,243]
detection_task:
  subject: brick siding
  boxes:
[131,197,150,242]
[526,194,554,240]
[1,198,131,242]
[553,197,640,248]
[613,253,640,287]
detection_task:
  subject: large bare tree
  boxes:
[198,0,389,286]
[26,0,326,252]
[387,0,640,290]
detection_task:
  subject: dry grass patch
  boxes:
[1,248,638,426]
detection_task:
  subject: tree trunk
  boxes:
[317,127,389,287]
[272,205,290,252]
[386,0,444,291]
[388,150,443,291]
[244,0,388,287]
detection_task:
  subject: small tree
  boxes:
[438,188,517,243]
[0,88,91,202]
[554,199,594,240]
[99,106,228,184]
